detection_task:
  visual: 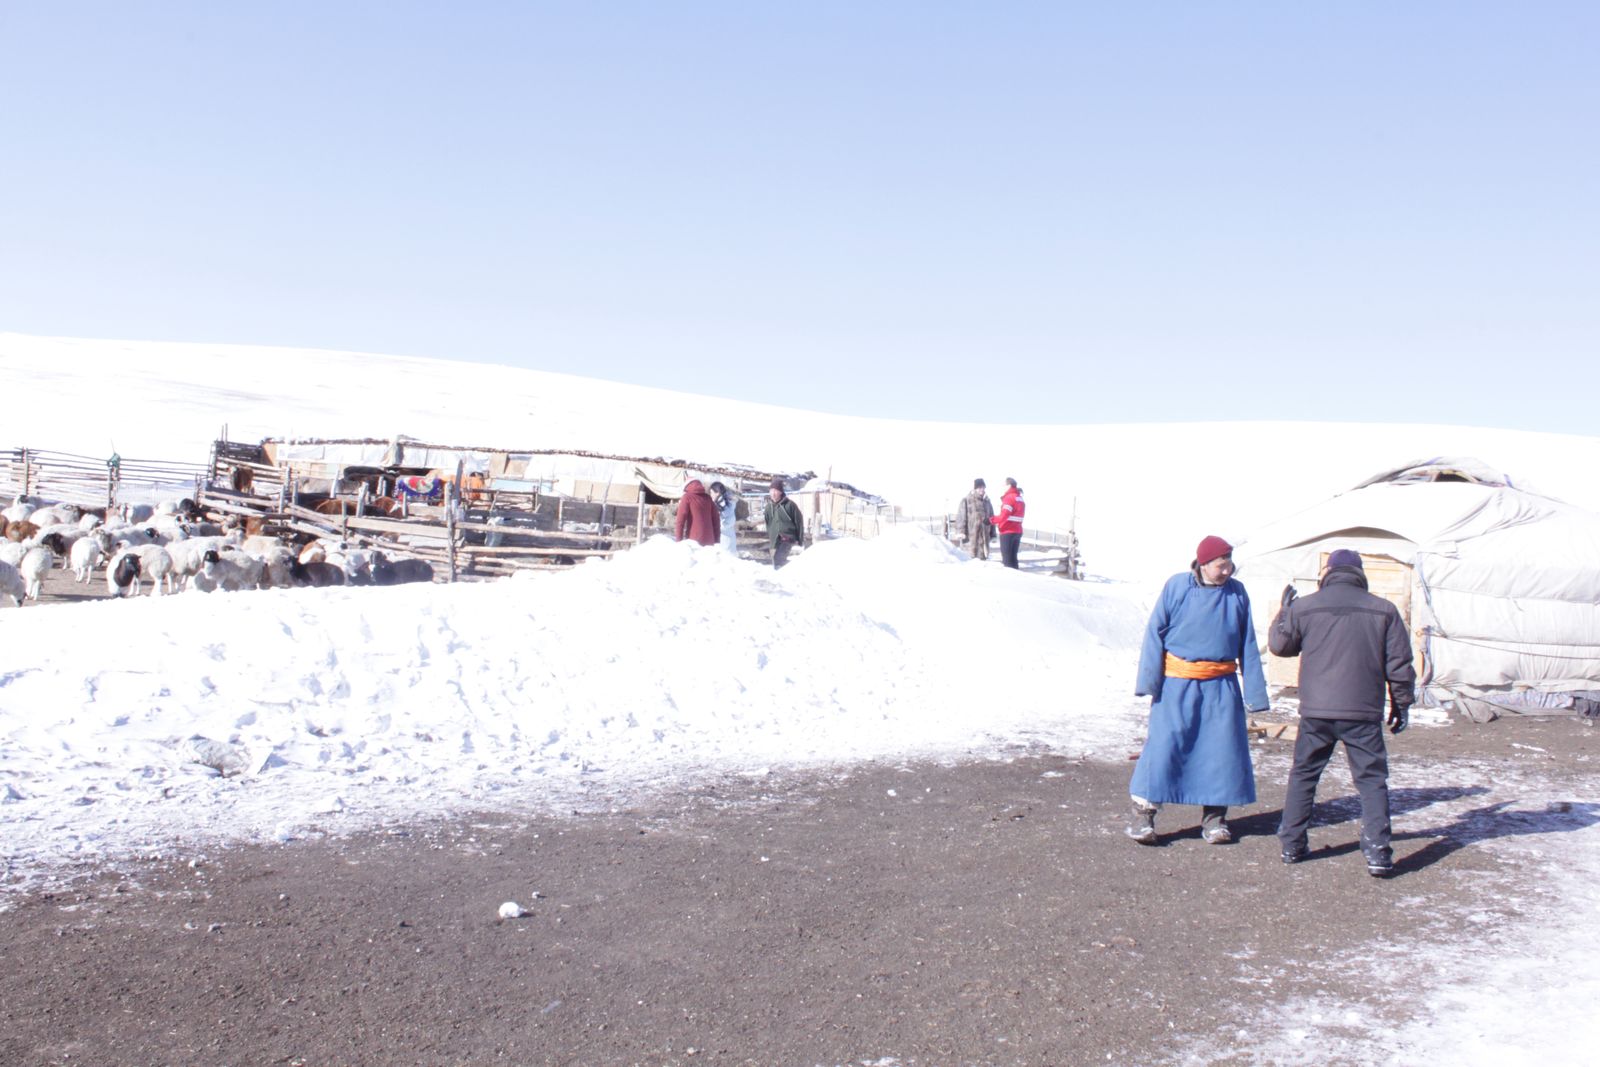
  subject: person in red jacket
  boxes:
[675,479,721,547]
[991,477,1025,569]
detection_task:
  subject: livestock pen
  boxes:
[200,436,818,581]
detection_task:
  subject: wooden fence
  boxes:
[4,442,1084,581]
[200,439,670,580]
[0,447,207,513]
[910,513,1085,578]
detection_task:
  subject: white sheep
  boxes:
[28,503,82,527]
[2,496,35,524]
[28,523,87,553]
[19,545,56,601]
[191,548,266,592]
[106,523,163,549]
[69,529,115,583]
[0,542,26,568]
[324,543,373,584]
[237,535,295,588]
[165,532,242,589]
[259,545,296,588]
[0,560,24,606]
[134,544,176,595]
[238,534,285,557]
[105,545,175,597]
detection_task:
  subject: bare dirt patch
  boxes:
[2,717,1595,1066]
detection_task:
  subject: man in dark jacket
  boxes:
[764,476,805,569]
[1270,549,1416,876]
[674,479,721,548]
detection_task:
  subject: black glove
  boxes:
[1280,584,1298,611]
[1387,704,1410,734]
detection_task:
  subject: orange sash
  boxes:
[1164,652,1237,680]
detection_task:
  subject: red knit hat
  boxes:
[1195,535,1233,566]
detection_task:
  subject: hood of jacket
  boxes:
[1318,566,1370,592]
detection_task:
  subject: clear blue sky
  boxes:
[2,3,1595,428]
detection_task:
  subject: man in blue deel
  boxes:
[1128,535,1270,846]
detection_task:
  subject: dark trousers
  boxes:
[772,539,795,569]
[1278,717,1391,858]
[999,532,1022,569]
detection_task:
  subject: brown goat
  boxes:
[5,520,38,543]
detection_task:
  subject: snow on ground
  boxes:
[5,331,1600,1064]
[0,527,1149,888]
[1175,755,1600,1067]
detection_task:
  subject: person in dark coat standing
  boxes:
[674,479,721,548]
[1270,548,1416,876]
[954,478,995,560]
[764,476,805,569]
[1128,535,1269,845]
[992,477,1025,569]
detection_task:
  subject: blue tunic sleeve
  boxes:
[1236,583,1269,711]
[1135,573,1190,699]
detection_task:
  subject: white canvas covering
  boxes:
[1235,458,1600,719]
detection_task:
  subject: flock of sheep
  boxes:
[0,495,435,607]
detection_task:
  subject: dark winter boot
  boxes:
[1126,800,1158,845]
[1364,847,1395,878]
[1200,806,1232,844]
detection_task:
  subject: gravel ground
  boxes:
[2,714,1595,1067]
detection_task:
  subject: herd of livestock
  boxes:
[0,495,435,607]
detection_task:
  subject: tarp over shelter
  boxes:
[1236,458,1600,721]
[257,437,813,502]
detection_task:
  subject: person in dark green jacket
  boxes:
[764,476,805,569]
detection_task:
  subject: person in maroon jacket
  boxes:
[674,479,721,547]
[992,477,1026,569]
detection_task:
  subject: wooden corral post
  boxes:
[635,486,645,546]
[596,473,614,550]
[22,448,32,498]
[446,495,458,582]
[826,467,836,534]
[447,458,464,583]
